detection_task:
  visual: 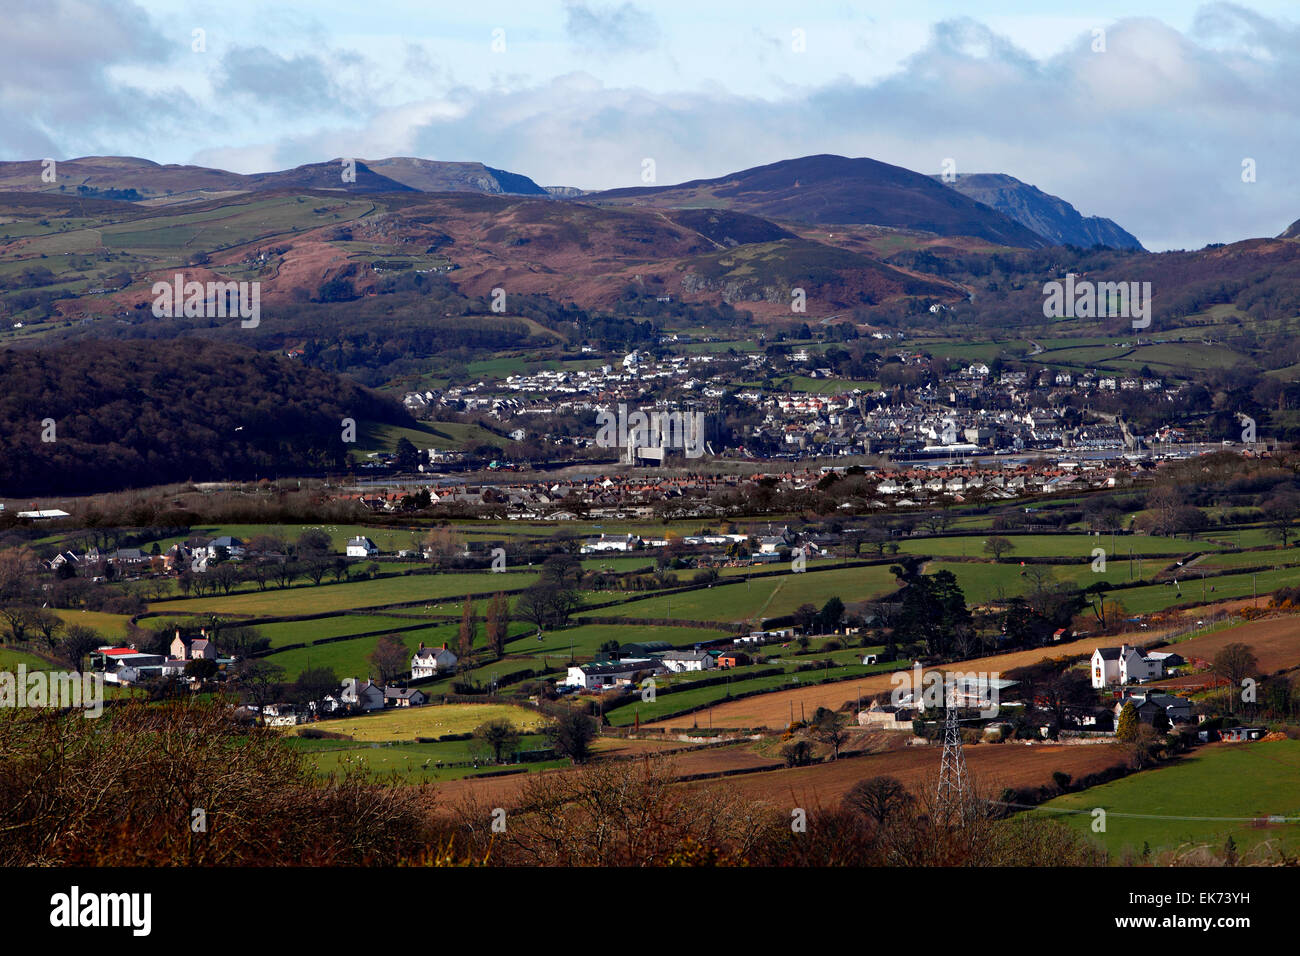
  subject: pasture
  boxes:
[1032,740,1300,860]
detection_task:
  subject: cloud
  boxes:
[5,2,1300,249]
[563,1,661,54]
[0,0,189,158]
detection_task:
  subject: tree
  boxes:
[983,536,1015,561]
[457,595,476,659]
[843,775,912,825]
[516,584,551,631]
[294,666,340,709]
[794,603,819,634]
[1262,491,1300,548]
[547,710,598,764]
[486,592,510,657]
[217,625,269,659]
[235,659,286,715]
[394,436,421,471]
[58,625,103,670]
[184,658,219,681]
[474,718,521,764]
[810,707,850,759]
[368,634,410,684]
[30,607,65,652]
[295,529,332,559]
[1115,700,1139,742]
[816,597,845,633]
[1212,642,1258,713]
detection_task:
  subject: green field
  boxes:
[259,623,457,681]
[256,614,426,649]
[297,732,560,781]
[578,564,899,624]
[1032,740,1300,861]
[899,533,1220,559]
[153,570,537,616]
[303,702,546,741]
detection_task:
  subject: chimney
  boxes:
[174,629,180,640]
[201,628,207,639]
[418,642,425,650]
[442,643,448,651]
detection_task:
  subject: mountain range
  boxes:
[0,152,1142,250]
[935,173,1144,250]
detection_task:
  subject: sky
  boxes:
[3,0,1300,250]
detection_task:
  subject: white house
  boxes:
[580,533,639,554]
[411,642,458,679]
[346,536,380,557]
[199,536,246,559]
[336,678,385,712]
[1091,644,1163,688]
[563,657,665,691]
[658,649,714,673]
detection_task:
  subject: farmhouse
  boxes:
[657,649,714,673]
[411,642,458,679]
[1115,691,1193,726]
[170,629,218,661]
[334,678,385,713]
[1091,644,1163,688]
[346,536,380,557]
[383,687,429,708]
[857,700,916,731]
[564,657,665,691]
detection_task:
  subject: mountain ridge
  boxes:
[935,172,1144,250]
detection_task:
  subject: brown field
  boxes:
[709,741,1129,808]
[1158,614,1300,674]
[647,632,1137,730]
[649,611,1300,731]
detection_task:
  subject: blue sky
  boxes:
[4,1,1300,250]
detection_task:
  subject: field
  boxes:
[898,533,1217,558]
[579,564,899,624]
[0,646,58,672]
[714,739,1130,808]
[1033,740,1300,860]
[256,613,427,649]
[260,624,458,681]
[1160,615,1300,673]
[300,702,546,742]
[152,570,537,616]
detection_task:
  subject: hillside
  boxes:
[586,154,1051,248]
[366,159,548,196]
[0,340,411,495]
[936,173,1144,250]
[0,155,549,204]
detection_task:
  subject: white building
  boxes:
[1091,644,1163,688]
[346,536,380,557]
[411,642,458,679]
[658,649,714,673]
[563,658,665,691]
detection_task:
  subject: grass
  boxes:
[1032,739,1300,861]
[0,646,59,672]
[53,609,131,639]
[899,533,1221,558]
[153,570,538,616]
[579,564,899,624]
[259,624,456,681]
[256,614,427,649]
[302,702,547,741]
[604,660,887,726]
